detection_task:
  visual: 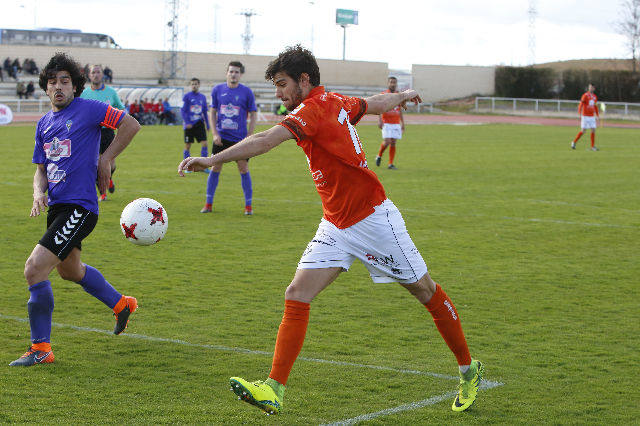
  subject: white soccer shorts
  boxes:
[298,199,428,284]
[581,116,597,129]
[381,123,403,140]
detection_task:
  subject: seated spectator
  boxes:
[124,100,130,114]
[143,98,153,114]
[25,58,39,75]
[25,81,35,99]
[103,66,113,83]
[129,99,140,121]
[12,58,21,77]
[160,98,175,125]
[17,81,26,99]
[3,57,10,75]
[153,99,162,120]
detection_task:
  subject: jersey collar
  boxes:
[306,85,325,100]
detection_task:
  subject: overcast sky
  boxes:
[4,0,629,69]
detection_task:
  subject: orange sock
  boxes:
[424,284,471,366]
[590,132,595,147]
[377,142,387,157]
[32,342,52,352]
[389,145,396,165]
[573,131,584,143]
[268,300,310,385]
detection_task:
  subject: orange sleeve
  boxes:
[344,97,367,125]
[100,105,125,129]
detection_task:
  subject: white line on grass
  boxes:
[0,314,501,386]
[322,381,503,426]
[1,314,504,423]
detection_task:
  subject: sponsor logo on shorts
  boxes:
[365,253,400,269]
[53,209,82,245]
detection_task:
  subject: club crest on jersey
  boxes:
[65,119,73,131]
[43,137,71,161]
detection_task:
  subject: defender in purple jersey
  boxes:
[10,53,141,367]
[198,61,257,215]
[181,77,210,164]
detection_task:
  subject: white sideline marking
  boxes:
[1,314,504,423]
[0,314,501,385]
[322,381,503,426]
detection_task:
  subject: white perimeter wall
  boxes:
[412,64,495,102]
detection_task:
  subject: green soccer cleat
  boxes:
[229,377,282,415]
[452,359,484,412]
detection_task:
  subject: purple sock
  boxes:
[241,172,252,206]
[201,146,208,157]
[28,280,54,344]
[76,264,122,309]
[183,149,190,159]
[206,171,220,204]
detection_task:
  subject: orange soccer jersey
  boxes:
[579,92,599,117]
[279,86,387,229]
[380,89,402,124]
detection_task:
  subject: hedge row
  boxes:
[494,66,640,102]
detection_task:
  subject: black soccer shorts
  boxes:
[184,120,207,143]
[38,203,98,261]
[99,127,116,154]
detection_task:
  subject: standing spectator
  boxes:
[200,61,257,215]
[4,57,11,78]
[26,81,35,99]
[17,81,27,99]
[80,64,126,201]
[103,66,113,83]
[0,66,4,82]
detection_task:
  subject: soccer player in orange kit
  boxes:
[376,76,404,169]
[178,45,483,415]
[572,83,599,151]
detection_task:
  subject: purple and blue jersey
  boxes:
[211,83,256,142]
[181,91,209,129]
[32,97,124,215]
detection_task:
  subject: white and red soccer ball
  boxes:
[120,198,168,245]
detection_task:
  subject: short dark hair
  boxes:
[388,76,397,81]
[191,77,200,83]
[38,52,86,97]
[265,45,320,86]
[228,61,245,73]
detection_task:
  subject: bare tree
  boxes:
[617,0,640,72]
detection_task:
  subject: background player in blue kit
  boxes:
[10,53,141,367]
[199,61,257,214]
[181,77,210,165]
[80,64,125,201]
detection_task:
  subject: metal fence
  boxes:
[475,96,640,117]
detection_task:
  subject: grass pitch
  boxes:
[0,121,638,424]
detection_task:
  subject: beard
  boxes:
[286,84,304,110]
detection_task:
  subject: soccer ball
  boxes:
[120,198,168,245]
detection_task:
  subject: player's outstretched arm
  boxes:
[31,164,48,217]
[178,125,293,175]
[98,114,141,193]
[365,89,422,115]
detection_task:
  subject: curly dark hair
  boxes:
[265,45,320,86]
[39,52,86,97]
